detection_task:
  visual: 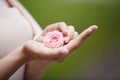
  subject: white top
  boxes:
[0,1,41,80]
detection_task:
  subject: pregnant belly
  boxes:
[0,11,33,58]
[0,3,34,80]
[0,10,33,80]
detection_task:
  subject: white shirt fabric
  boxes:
[0,1,34,80]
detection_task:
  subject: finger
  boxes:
[40,48,69,59]
[73,31,79,39]
[64,25,98,53]
[64,25,75,43]
[57,56,66,62]
[35,36,44,42]
[33,33,44,42]
[58,22,68,36]
[41,22,68,36]
[68,25,75,39]
[64,31,78,43]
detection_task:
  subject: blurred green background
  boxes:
[20,0,120,79]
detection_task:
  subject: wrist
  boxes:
[0,45,30,79]
[21,41,36,61]
[11,45,30,64]
[28,60,52,67]
[24,60,52,80]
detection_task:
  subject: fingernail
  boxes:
[92,25,98,32]
[89,25,98,32]
[94,25,98,29]
[93,25,98,29]
[64,37,70,43]
[60,48,69,55]
[63,30,68,36]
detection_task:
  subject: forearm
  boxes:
[24,60,51,80]
[0,46,28,80]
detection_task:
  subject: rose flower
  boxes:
[44,30,64,49]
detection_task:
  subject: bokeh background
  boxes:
[20,0,120,79]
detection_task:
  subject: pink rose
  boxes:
[44,30,64,48]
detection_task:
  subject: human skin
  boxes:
[24,23,98,80]
[24,22,79,80]
[0,22,97,80]
[1,1,98,80]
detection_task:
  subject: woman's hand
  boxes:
[35,22,77,44]
[26,22,97,62]
[24,22,97,80]
[57,24,98,62]
[22,22,76,61]
[22,40,69,61]
[24,22,76,80]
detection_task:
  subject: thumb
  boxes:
[60,48,69,55]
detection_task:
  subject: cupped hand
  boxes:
[23,22,97,64]
[57,25,98,62]
[22,40,69,61]
[22,22,75,62]
[34,22,77,43]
